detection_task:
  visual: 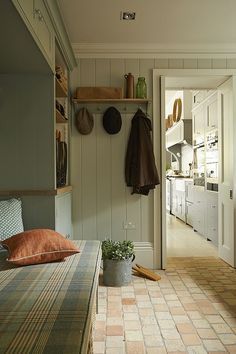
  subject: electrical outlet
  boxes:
[123,221,136,230]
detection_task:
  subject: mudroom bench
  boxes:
[0,240,101,354]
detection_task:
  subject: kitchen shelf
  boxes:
[0,186,72,196]
[72,98,150,104]
[56,109,68,123]
[56,78,68,97]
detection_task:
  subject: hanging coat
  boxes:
[125,109,160,195]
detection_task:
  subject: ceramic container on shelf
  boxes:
[124,73,134,98]
[136,77,147,99]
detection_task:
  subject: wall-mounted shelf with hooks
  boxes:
[72,98,151,104]
[72,98,151,114]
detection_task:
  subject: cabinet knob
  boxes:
[35,8,44,21]
[211,205,216,208]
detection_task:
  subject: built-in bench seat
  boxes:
[0,240,101,354]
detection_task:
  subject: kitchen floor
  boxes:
[167,214,218,257]
[94,257,236,353]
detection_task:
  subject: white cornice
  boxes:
[72,42,236,59]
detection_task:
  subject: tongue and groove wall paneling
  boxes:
[125,59,142,242]
[110,59,126,241]
[80,58,97,240]
[140,59,155,244]
[96,59,112,241]
[70,64,81,238]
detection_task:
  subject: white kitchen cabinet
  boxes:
[166,119,192,148]
[186,180,194,203]
[171,179,186,222]
[206,93,218,130]
[192,104,205,137]
[205,192,218,246]
[186,201,194,227]
[192,188,206,236]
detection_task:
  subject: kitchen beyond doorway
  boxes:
[167,214,217,257]
[153,69,236,269]
[165,86,219,259]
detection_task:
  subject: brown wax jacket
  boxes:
[125,109,160,195]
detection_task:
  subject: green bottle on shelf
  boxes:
[136,77,147,99]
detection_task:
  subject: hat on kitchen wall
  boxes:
[75,107,94,135]
[103,106,122,134]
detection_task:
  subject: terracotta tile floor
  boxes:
[94,257,236,353]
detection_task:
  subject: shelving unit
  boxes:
[56,77,68,97]
[72,98,151,115]
[0,186,72,196]
[72,98,151,104]
[56,109,68,123]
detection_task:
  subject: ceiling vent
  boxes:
[121,11,136,20]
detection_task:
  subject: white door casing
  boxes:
[218,77,235,267]
[160,76,167,269]
[153,69,236,269]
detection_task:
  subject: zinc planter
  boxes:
[103,256,135,287]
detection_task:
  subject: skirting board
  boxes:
[133,242,155,269]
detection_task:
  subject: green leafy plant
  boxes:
[101,239,135,261]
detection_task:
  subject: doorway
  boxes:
[165,87,218,259]
[152,69,236,269]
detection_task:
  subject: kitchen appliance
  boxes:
[193,142,205,187]
[206,131,218,191]
[166,177,171,213]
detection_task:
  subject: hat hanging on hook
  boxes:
[103,106,122,134]
[75,107,94,135]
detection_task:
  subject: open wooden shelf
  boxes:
[56,78,68,97]
[56,109,68,123]
[72,98,151,104]
[0,186,72,196]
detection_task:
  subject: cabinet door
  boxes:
[16,0,34,26]
[186,202,194,227]
[192,190,206,236]
[206,193,218,246]
[193,105,205,136]
[55,192,72,239]
[206,95,218,130]
[180,192,186,222]
[186,180,194,202]
[34,0,55,65]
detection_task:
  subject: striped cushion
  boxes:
[0,198,24,248]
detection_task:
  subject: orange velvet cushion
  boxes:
[1,229,80,266]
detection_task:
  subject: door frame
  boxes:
[152,69,236,269]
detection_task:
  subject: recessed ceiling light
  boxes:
[121,11,136,20]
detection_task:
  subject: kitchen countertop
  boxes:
[166,176,193,180]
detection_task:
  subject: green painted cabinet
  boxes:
[0,1,76,238]
[13,0,55,68]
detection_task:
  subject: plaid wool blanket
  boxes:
[0,240,101,353]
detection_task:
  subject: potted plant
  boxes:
[101,239,135,287]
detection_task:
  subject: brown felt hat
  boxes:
[103,106,122,134]
[76,107,94,135]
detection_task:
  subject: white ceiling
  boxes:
[58,0,236,49]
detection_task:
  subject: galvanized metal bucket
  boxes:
[103,255,135,287]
